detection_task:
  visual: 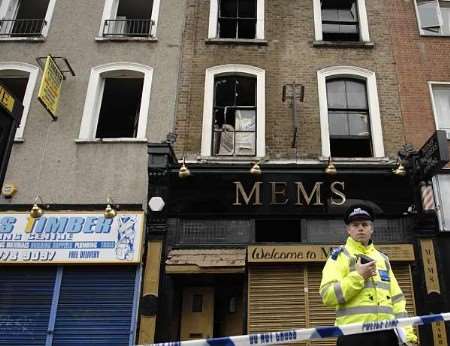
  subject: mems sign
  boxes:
[233,181,346,206]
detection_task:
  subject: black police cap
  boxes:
[344,204,374,224]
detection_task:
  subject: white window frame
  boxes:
[428,81,450,139]
[0,0,56,39]
[0,62,39,140]
[201,64,265,157]
[208,0,265,39]
[98,0,161,38]
[433,174,450,231]
[78,62,153,141]
[317,66,384,158]
[313,0,370,42]
[414,0,450,36]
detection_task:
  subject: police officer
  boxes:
[320,204,418,346]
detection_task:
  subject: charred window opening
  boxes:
[326,78,372,157]
[1,0,50,37]
[218,0,256,39]
[321,0,359,41]
[255,220,301,242]
[213,76,256,156]
[104,0,154,37]
[96,78,144,138]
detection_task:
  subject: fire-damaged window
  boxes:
[78,63,153,141]
[0,64,39,139]
[213,76,257,156]
[218,0,256,39]
[0,0,55,38]
[321,0,359,41]
[313,0,370,42]
[326,78,372,157]
[415,0,450,36]
[96,78,144,138]
[100,0,160,38]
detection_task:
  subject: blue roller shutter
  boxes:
[52,266,137,346]
[0,267,56,345]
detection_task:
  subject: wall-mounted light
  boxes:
[178,157,191,178]
[250,161,262,175]
[30,195,44,218]
[1,183,17,198]
[393,159,406,176]
[104,197,117,219]
[325,157,337,175]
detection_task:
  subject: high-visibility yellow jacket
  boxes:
[320,237,417,344]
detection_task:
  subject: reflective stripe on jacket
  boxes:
[320,237,417,344]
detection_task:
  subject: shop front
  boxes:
[0,211,144,346]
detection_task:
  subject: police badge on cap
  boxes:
[344,204,374,224]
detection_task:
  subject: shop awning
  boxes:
[165,249,246,274]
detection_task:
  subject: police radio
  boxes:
[357,254,374,264]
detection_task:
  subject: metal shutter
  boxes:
[248,266,307,345]
[0,266,56,345]
[307,265,336,346]
[52,266,137,346]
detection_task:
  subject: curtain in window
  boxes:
[432,86,450,130]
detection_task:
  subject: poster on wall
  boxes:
[0,212,144,264]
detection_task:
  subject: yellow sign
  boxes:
[247,244,415,263]
[37,56,64,119]
[0,84,15,113]
[420,239,440,294]
[432,321,448,346]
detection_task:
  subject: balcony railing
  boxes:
[103,18,154,37]
[0,19,47,37]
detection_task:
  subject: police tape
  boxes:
[139,312,450,346]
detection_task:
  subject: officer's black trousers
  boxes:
[336,330,400,346]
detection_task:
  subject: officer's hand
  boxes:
[356,259,377,280]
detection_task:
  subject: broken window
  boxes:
[213,76,256,156]
[416,0,450,35]
[218,0,257,39]
[102,0,154,37]
[321,0,359,41]
[0,0,50,37]
[95,77,144,138]
[326,78,372,157]
[431,84,450,135]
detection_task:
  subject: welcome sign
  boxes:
[0,212,144,264]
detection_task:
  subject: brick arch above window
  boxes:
[201,64,265,157]
[0,62,39,140]
[317,66,384,158]
[78,62,153,141]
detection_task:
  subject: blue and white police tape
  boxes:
[139,312,450,346]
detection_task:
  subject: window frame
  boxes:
[208,0,265,40]
[414,0,450,36]
[317,66,384,158]
[313,0,370,42]
[433,174,450,231]
[201,64,265,158]
[78,62,153,142]
[0,62,39,140]
[428,81,450,139]
[98,0,161,38]
[0,0,56,39]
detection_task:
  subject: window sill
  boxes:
[95,36,158,42]
[196,156,261,164]
[313,40,374,48]
[205,38,268,46]
[319,156,390,163]
[75,138,148,144]
[13,137,24,143]
[0,36,46,42]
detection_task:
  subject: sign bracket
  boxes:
[36,56,76,80]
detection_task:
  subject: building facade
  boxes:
[148,0,441,345]
[0,0,185,344]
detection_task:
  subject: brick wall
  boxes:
[175,0,405,160]
[390,0,450,149]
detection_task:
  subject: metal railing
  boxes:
[103,18,154,37]
[0,19,47,37]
